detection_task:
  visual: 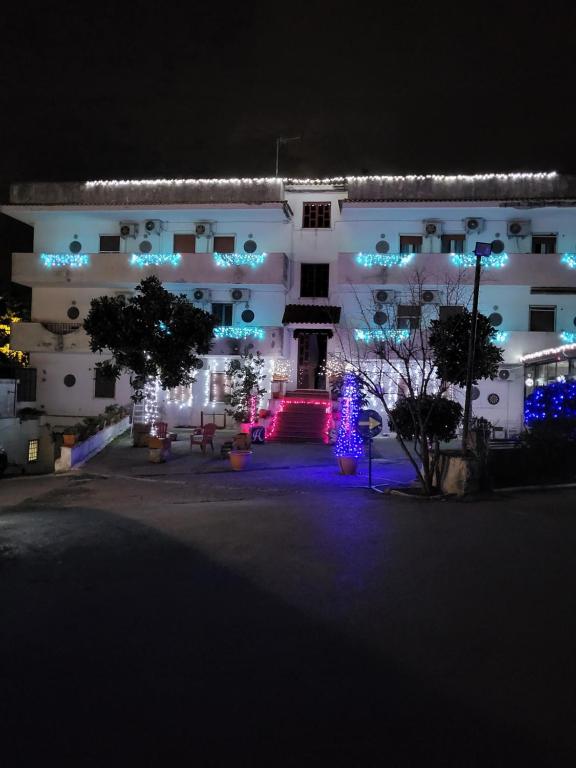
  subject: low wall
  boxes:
[55,416,130,472]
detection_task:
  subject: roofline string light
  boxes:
[130,253,181,268]
[214,326,265,340]
[354,329,410,343]
[40,253,89,269]
[356,253,414,268]
[213,252,267,268]
[520,342,576,363]
[451,252,509,269]
[85,171,558,187]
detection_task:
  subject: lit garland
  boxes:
[272,358,292,380]
[213,252,267,268]
[249,394,259,424]
[560,332,576,343]
[494,331,509,344]
[130,253,182,268]
[323,353,347,379]
[450,252,509,269]
[166,384,193,410]
[334,373,364,459]
[143,378,160,435]
[354,329,410,343]
[524,380,576,424]
[520,342,576,363]
[266,398,331,443]
[40,253,89,269]
[355,253,413,268]
[214,326,265,340]
[561,254,576,269]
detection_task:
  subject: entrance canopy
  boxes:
[282,304,341,325]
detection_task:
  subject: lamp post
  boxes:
[461,241,493,451]
[275,136,300,177]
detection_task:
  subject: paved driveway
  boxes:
[1,440,576,765]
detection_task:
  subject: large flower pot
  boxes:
[229,450,252,471]
[338,456,358,475]
[62,434,77,447]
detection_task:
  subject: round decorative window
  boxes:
[241,309,255,323]
[488,312,503,327]
[375,240,390,254]
[243,240,257,253]
[471,386,480,400]
[487,393,500,405]
[491,239,505,254]
[195,359,204,370]
[69,240,82,254]
[67,306,80,320]
[373,311,388,326]
[64,374,76,387]
[139,240,152,253]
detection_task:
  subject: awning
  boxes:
[282,304,341,324]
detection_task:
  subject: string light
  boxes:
[494,331,509,344]
[355,253,413,268]
[40,253,89,269]
[451,253,509,269]
[520,342,576,363]
[266,398,331,442]
[524,380,576,424]
[561,254,576,269]
[130,253,181,268]
[143,378,160,435]
[334,373,363,459]
[561,332,576,343]
[272,358,292,380]
[354,329,410,343]
[213,252,267,268]
[166,384,193,409]
[214,326,265,340]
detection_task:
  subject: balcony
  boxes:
[338,252,576,287]
[12,251,289,288]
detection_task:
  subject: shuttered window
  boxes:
[300,264,330,298]
[173,234,196,253]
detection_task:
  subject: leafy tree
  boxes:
[0,288,30,367]
[84,276,215,400]
[225,350,267,424]
[428,310,503,387]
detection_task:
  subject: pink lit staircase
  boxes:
[267,390,331,444]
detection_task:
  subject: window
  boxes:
[173,234,196,253]
[99,235,121,252]
[531,235,557,254]
[94,367,116,398]
[529,305,556,332]
[213,236,235,253]
[211,303,233,325]
[300,263,330,298]
[302,202,331,229]
[397,304,421,330]
[439,305,464,322]
[399,235,422,254]
[27,439,39,463]
[441,234,465,254]
[209,372,228,402]
[16,368,37,401]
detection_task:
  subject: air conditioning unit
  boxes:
[144,219,163,235]
[463,217,485,234]
[421,290,442,304]
[373,289,396,304]
[498,368,517,382]
[507,220,531,238]
[192,288,211,303]
[423,219,443,237]
[230,288,250,302]
[119,222,138,239]
[195,221,213,237]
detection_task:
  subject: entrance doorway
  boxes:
[296,331,329,389]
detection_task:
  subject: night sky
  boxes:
[2,1,576,191]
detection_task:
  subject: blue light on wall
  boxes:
[451,252,509,269]
[525,380,576,424]
[561,253,576,269]
[213,252,267,268]
[561,331,576,343]
[214,326,265,340]
[494,331,509,344]
[130,253,182,267]
[355,253,414,268]
[354,329,410,343]
[40,253,89,269]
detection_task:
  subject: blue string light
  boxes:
[334,373,364,459]
[356,253,414,268]
[354,329,410,343]
[561,332,576,343]
[494,331,509,344]
[451,252,509,269]
[561,253,576,269]
[213,326,265,340]
[40,253,89,269]
[130,253,182,267]
[525,381,576,424]
[213,252,267,268]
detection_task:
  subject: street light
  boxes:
[461,241,493,451]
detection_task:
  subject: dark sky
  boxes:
[2,0,576,190]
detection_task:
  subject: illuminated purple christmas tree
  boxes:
[334,372,364,458]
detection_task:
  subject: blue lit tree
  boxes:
[525,381,576,424]
[334,372,364,459]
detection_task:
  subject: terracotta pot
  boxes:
[62,434,77,447]
[240,423,252,434]
[338,456,358,475]
[229,450,252,471]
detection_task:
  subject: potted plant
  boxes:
[225,350,267,430]
[62,426,78,447]
[334,373,364,475]
[229,432,252,470]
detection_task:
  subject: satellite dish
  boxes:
[375,240,390,254]
[69,240,82,254]
[139,240,152,253]
[243,239,257,253]
[491,239,505,254]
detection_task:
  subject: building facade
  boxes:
[4,172,576,435]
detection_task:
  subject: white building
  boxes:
[3,172,576,436]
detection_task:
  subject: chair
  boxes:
[153,421,168,438]
[191,423,217,452]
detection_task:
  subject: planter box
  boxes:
[55,416,130,472]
